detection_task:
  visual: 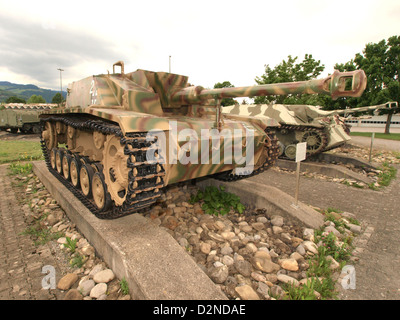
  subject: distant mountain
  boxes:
[0,81,67,103]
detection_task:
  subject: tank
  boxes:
[0,103,57,133]
[224,101,394,160]
[39,61,366,218]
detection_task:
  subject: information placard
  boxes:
[295,142,307,163]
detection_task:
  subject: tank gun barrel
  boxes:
[170,70,366,106]
[331,101,399,116]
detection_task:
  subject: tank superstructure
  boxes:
[0,103,57,133]
[39,61,366,218]
[224,101,395,160]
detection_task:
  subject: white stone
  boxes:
[302,241,318,254]
[78,279,95,296]
[90,283,107,299]
[93,269,115,283]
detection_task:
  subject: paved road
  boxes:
[248,163,400,299]
[0,164,63,300]
[349,136,400,153]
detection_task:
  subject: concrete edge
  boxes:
[316,152,378,170]
[277,159,372,184]
[196,177,324,230]
[32,161,227,300]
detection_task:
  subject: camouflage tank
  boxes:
[224,101,396,161]
[39,62,366,218]
[0,103,57,133]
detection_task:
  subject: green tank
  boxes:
[39,61,366,218]
[223,101,395,160]
[0,104,56,133]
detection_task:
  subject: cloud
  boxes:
[0,13,130,89]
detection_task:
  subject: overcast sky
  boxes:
[0,0,399,92]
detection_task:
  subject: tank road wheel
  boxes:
[102,135,130,207]
[70,156,81,188]
[55,149,64,175]
[92,172,112,212]
[277,141,285,157]
[62,153,72,181]
[50,148,57,170]
[80,163,95,198]
[284,144,297,160]
[301,130,323,154]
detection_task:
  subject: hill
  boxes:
[0,81,67,103]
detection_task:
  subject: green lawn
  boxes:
[0,140,43,164]
[350,132,400,141]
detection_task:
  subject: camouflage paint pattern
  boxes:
[40,63,367,183]
[223,101,394,154]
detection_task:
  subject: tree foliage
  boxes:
[254,54,325,105]
[333,36,400,132]
[213,81,237,106]
[27,94,46,104]
[5,96,26,103]
[51,92,64,104]
[341,36,400,108]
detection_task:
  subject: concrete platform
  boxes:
[196,177,324,229]
[277,158,373,185]
[32,161,227,300]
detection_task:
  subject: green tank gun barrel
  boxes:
[170,70,366,106]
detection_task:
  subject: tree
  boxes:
[254,54,325,105]
[213,81,237,106]
[27,95,46,104]
[336,36,400,133]
[51,93,64,104]
[6,96,26,103]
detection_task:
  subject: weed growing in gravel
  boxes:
[285,210,356,300]
[63,237,78,253]
[376,162,397,186]
[70,253,86,268]
[21,224,64,246]
[120,278,130,295]
[8,162,33,175]
[189,185,246,216]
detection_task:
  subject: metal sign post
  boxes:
[292,142,307,209]
[368,132,375,163]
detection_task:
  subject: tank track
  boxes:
[278,124,329,160]
[40,116,165,219]
[214,128,280,182]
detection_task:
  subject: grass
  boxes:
[0,140,43,163]
[281,209,357,300]
[8,161,33,175]
[350,132,400,141]
[120,278,130,295]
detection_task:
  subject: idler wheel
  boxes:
[92,172,112,212]
[80,163,95,198]
[42,121,56,150]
